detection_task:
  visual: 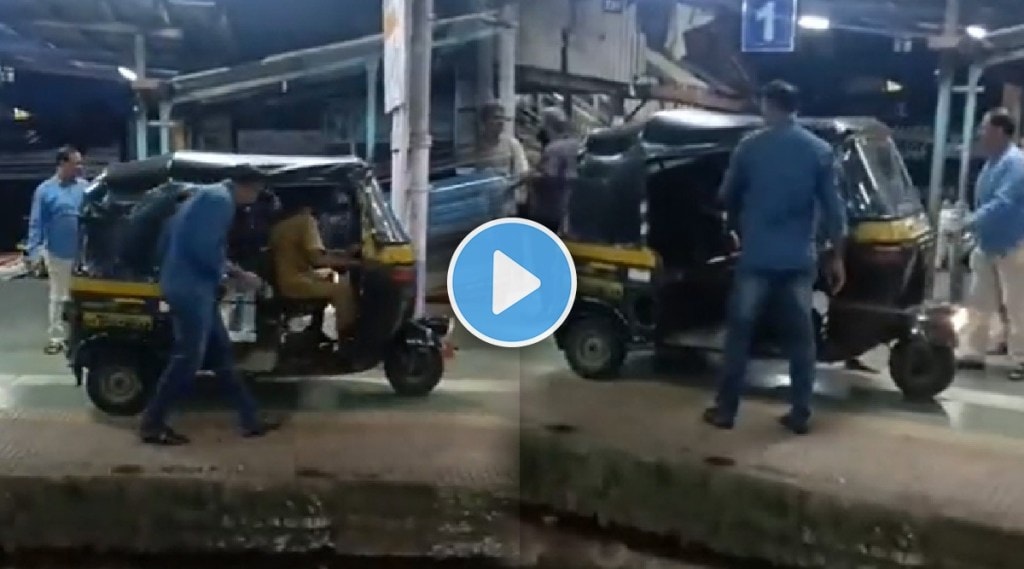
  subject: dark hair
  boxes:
[986,108,1017,138]
[56,145,79,165]
[759,80,800,114]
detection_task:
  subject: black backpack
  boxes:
[119,181,192,274]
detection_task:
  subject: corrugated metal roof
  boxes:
[0,0,476,78]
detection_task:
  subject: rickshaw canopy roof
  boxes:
[587,109,891,157]
[99,151,368,194]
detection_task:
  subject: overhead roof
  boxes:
[0,0,475,81]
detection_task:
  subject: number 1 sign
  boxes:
[741,0,798,53]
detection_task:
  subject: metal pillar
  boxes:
[497,1,517,138]
[133,33,149,160]
[924,0,959,297]
[366,58,380,162]
[948,64,984,302]
[157,101,172,153]
[476,28,495,104]
[408,0,433,317]
[389,0,411,217]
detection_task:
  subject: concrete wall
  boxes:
[518,0,643,85]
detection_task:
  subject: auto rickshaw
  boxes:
[65,151,452,416]
[554,108,962,401]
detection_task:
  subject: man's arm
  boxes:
[967,159,1024,230]
[25,182,48,260]
[719,140,748,232]
[813,150,848,251]
[509,137,529,178]
[301,215,356,269]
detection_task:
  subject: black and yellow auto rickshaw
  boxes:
[554,109,962,401]
[65,151,451,416]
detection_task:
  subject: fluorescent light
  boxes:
[884,80,903,93]
[117,66,138,82]
[798,15,830,31]
[966,25,987,40]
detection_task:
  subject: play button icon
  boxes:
[491,250,541,315]
[448,218,577,348]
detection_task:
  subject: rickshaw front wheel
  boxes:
[85,359,151,417]
[384,344,444,397]
[563,317,626,380]
[889,338,955,402]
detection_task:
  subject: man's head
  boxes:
[979,108,1016,157]
[55,146,83,183]
[540,106,570,139]
[480,103,507,142]
[228,165,266,206]
[758,80,800,125]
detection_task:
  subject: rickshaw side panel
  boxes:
[555,242,659,350]
[64,280,170,385]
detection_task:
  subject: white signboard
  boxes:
[383,0,408,112]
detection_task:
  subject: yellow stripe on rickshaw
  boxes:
[851,218,931,245]
[370,243,415,265]
[69,277,162,298]
[564,241,659,269]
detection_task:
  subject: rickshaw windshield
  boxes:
[364,178,409,244]
[841,134,923,219]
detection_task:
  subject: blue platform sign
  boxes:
[741,0,798,53]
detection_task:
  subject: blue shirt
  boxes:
[159,182,236,300]
[26,176,87,261]
[721,120,847,272]
[968,145,1024,257]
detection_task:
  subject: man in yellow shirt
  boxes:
[269,204,359,339]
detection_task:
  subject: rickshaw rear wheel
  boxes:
[85,358,151,417]
[889,338,955,402]
[563,317,626,380]
[384,344,444,397]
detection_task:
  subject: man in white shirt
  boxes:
[475,103,528,215]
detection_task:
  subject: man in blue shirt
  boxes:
[140,166,279,445]
[703,81,848,435]
[25,146,88,355]
[958,109,1024,380]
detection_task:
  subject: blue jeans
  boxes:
[141,292,260,433]
[716,269,816,422]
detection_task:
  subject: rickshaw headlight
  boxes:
[950,307,968,333]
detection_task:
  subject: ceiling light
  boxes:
[966,25,987,40]
[798,15,830,31]
[117,66,138,81]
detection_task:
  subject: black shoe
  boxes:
[1009,366,1024,382]
[140,427,190,446]
[779,414,810,436]
[701,407,735,430]
[957,359,986,371]
[243,418,283,438]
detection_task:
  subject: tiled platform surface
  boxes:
[0,409,517,558]
[520,375,1024,568]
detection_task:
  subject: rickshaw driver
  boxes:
[140,166,281,446]
[269,201,360,341]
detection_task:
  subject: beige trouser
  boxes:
[43,251,73,344]
[962,243,1024,362]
